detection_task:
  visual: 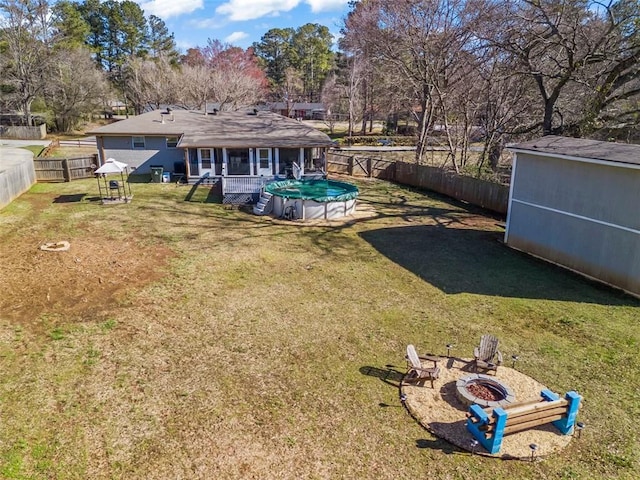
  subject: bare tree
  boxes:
[0,0,52,126]
[472,51,538,173]
[342,0,483,167]
[483,0,640,136]
[320,73,340,134]
[179,64,214,110]
[177,40,267,112]
[280,67,304,116]
[208,46,267,111]
[344,55,366,138]
[45,48,109,132]
[122,55,179,113]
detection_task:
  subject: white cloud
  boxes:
[175,40,195,52]
[140,0,203,18]
[225,31,249,44]
[304,0,349,13]
[189,17,225,29]
[216,0,300,21]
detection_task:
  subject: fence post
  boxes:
[367,157,373,177]
[62,158,71,182]
[349,156,354,176]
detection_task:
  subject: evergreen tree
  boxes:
[147,14,178,61]
[253,23,334,102]
[290,23,333,102]
[252,28,294,90]
[79,0,148,72]
[51,0,90,50]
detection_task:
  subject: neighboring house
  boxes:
[89,109,333,203]
[108,101,127,114]
[506,136,640,296]
[266,102,327,120]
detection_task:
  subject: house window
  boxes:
[189,149,199,176]
[132,136,145,149]
[227,149,250,175]
[215,148,223,175]
[303,148,314,170]
[166,136,179,148]
[259,149,270,169]
[279,148,300,176]
[200,149,212,169]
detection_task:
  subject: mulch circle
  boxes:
[400,357,577,460]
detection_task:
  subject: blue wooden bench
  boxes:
[466,389,582,454]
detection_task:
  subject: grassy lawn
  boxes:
[43,146,97,158]
[19,145,45,157]
[0,177,638,479]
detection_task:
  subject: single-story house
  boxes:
[266,102,327,120]
[89,109,334,203]
[505,136,640,296]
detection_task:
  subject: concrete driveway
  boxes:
[0,138,52,147]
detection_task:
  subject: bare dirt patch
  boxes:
[0,234,173,327]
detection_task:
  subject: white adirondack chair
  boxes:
[405,344,440,388]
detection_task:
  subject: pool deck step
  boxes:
[253,192,274,216]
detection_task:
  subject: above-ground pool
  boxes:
[265,179,359,220]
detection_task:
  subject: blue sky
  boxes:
[138,0,352,52]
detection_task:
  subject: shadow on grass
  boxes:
[359,365,405,387]
[125,174,157,184]
[415,437,462,455]
[359,224,639,305]
[53,194,86,203]
[184,181,222,204]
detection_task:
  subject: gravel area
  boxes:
[401,357,576,460]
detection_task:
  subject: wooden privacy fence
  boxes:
[59,138,97,147]
[395,162,509,214]
[326,151,509,215]
[34,155,98,182]
[326,151,396,180]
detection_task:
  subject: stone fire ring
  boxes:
[400,357,574,459]
[456,373,516,408]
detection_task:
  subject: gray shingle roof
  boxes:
[88,110,333,148]
[509,136,640,166]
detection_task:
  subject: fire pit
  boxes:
[456,374,515,408]
[40,241,70,252]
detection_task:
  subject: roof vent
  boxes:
[250,108,258,115]
[165,107,172,114]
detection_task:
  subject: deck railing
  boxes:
[222,176,271,194]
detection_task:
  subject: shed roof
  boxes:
[88,109,333,148]
[509,136,640,166]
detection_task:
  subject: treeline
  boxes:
[252,24,333,105]
[4,0,640,175]
[0,0,183,131]
[335,0,640,171]
[0,0,334,132]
